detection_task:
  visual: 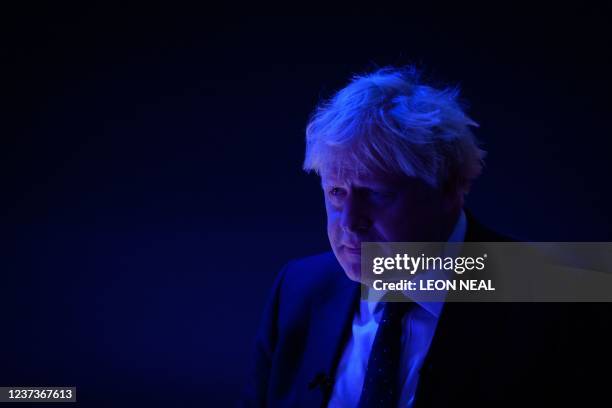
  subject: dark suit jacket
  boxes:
[242,213,611,407]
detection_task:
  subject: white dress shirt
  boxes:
[328,210,467,408]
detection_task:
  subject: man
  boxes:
[241,66,608,407]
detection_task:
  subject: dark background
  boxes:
[2,6,611,407]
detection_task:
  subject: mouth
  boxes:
[342,245,361,255]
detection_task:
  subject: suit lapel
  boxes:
[299,270,360,407]
[414,301,473,406]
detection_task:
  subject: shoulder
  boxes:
[268,251,352,333]
[277,251,348,299]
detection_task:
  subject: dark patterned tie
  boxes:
[358,300,415,408]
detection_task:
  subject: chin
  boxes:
[332,249,362,282]
[344,270,361,283]
[340,262,362,283]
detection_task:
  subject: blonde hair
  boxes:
[303,66,486,194]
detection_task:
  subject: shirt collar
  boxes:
[363,209,467,319]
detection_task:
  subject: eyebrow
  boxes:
[321,180,395,190]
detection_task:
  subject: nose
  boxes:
[339,193,371,233]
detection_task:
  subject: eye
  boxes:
[329,187,345,196]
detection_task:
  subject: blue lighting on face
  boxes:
[3,10,611,408]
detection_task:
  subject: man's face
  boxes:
[321,167,460,282]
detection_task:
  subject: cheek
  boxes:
[371,204,425,241]
[326,212,340,239]
[377,207,442,241]
[325,205,344,243]
[324,201,338,223]
[370,218,400,241]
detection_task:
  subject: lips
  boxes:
[342,244,361,254]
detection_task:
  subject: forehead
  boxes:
[320,166,407,187]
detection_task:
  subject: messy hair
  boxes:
[303,66,486,194]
